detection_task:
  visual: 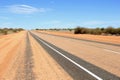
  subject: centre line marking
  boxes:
[104,49,120,54]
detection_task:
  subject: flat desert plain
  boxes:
[0,31,72,80]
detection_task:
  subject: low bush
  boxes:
[74,26,120,35]
[0,28,24,35]
[74,27,88,34]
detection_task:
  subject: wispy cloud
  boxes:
[6,5,48,14]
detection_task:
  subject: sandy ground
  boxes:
[38,30,120,45]
[0,31,27,79]
[0,31,72,80]
[33,31,120,77]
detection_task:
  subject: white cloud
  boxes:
[7,5,47,14]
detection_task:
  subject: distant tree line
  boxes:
[35,28,74,31]
[74,26,120,35]
[0,28,24,35]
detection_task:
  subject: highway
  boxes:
[30,31,120,80]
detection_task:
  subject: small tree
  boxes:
[2,30,8,35]
[17,28,24,31]
[116,28,120,35]
[105,27,116,35]
[93,28,102,35]
[36,28,39,30]
[74,27,82,34]
[13,29,17,33]
[74,27,89,34]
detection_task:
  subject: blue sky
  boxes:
[0,0,120,29]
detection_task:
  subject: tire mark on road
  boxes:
[15,33,35,80]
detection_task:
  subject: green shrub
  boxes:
[17,28,24,31]
[104,27,116,34]
[116,28,120,35]
[74,27,88,34]
[2,30,8,35]
[13,29,17,33]
[36,28,39,30]
[93,28,102,35]
[74,27,81,34]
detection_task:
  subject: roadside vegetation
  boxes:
[0,28,24,35]
[74,26,120,35]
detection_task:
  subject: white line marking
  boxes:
[104,49,120,54]
[34,34,103,80]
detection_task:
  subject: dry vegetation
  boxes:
[0,28,24,35]
[36,26,120,35]
[74,26,120,35]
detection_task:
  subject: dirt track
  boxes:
[0,31,72,80]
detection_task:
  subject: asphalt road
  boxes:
[30,31,120,80]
